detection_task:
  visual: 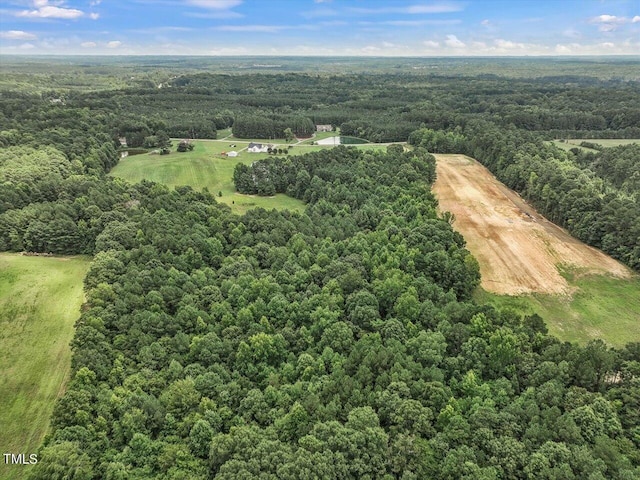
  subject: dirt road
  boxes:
[433,154,631,295]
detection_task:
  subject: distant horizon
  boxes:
[1,0,638,56]
[2,54,640,59]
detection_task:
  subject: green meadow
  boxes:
[551,139,640,152]
[475,270,640,348]
[111,140,306,214]
[563,138,640,147]
[0,253,90,480]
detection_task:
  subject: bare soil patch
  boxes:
[433,154,631,295]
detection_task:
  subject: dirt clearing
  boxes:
[433,154,632,295]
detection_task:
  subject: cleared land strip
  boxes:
[0,253,90,480]
[433,154,631,295]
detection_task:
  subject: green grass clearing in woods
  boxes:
[474,269,640,348]
[0,253,90,480]
[110,140,306,214]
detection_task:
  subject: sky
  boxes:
[0,0,639,56]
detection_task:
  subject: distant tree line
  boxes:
[232,114,314,139]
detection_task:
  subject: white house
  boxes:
[227,151,238,157]
[247,142,271,153]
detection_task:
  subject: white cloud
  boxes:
[494,39,525,49]
[0,30,37,40]
[548,41,638,55]
[187,0,242,8]
[555,44,572,54]
[481,19,490,26]
[444,34,465,48]
[423,40,440,48]
[90,0,102,5]
[107,40,122,48]
[81,41,97,47]
[589,14,636,31]
[592,14,622,23]
[19,42,36,49]
[17,4,84,19]
[361,45,381,53]
[209,46,250,55]
[89,12,99,20]
[598,24,617,32]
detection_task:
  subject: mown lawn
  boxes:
[110,141,306,214]
[0,253,90,480]
[474,270,640,348]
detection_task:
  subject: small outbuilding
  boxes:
[227,151,238,157]
[316,124,333,132]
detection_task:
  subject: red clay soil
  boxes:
[433,154,631,295]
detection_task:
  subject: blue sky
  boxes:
[1,0,639,55]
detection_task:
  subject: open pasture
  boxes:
[564,138,640,147]
[475,272,640,347]
[110,140,306,214]
[552,139,640,151]
[0,253,90,480]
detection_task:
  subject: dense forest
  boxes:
[0,59,639,479]
[23,146,640,479]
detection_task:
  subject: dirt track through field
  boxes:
[433,155,631,295]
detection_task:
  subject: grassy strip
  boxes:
[551,139,640,152]
[0,253,90,480]
[474,270,640,348]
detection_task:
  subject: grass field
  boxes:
[475,270,640,348]
[552,139,640,151]
[111,140,306,214]
[0,253,90,480]
[564,138,640,147]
